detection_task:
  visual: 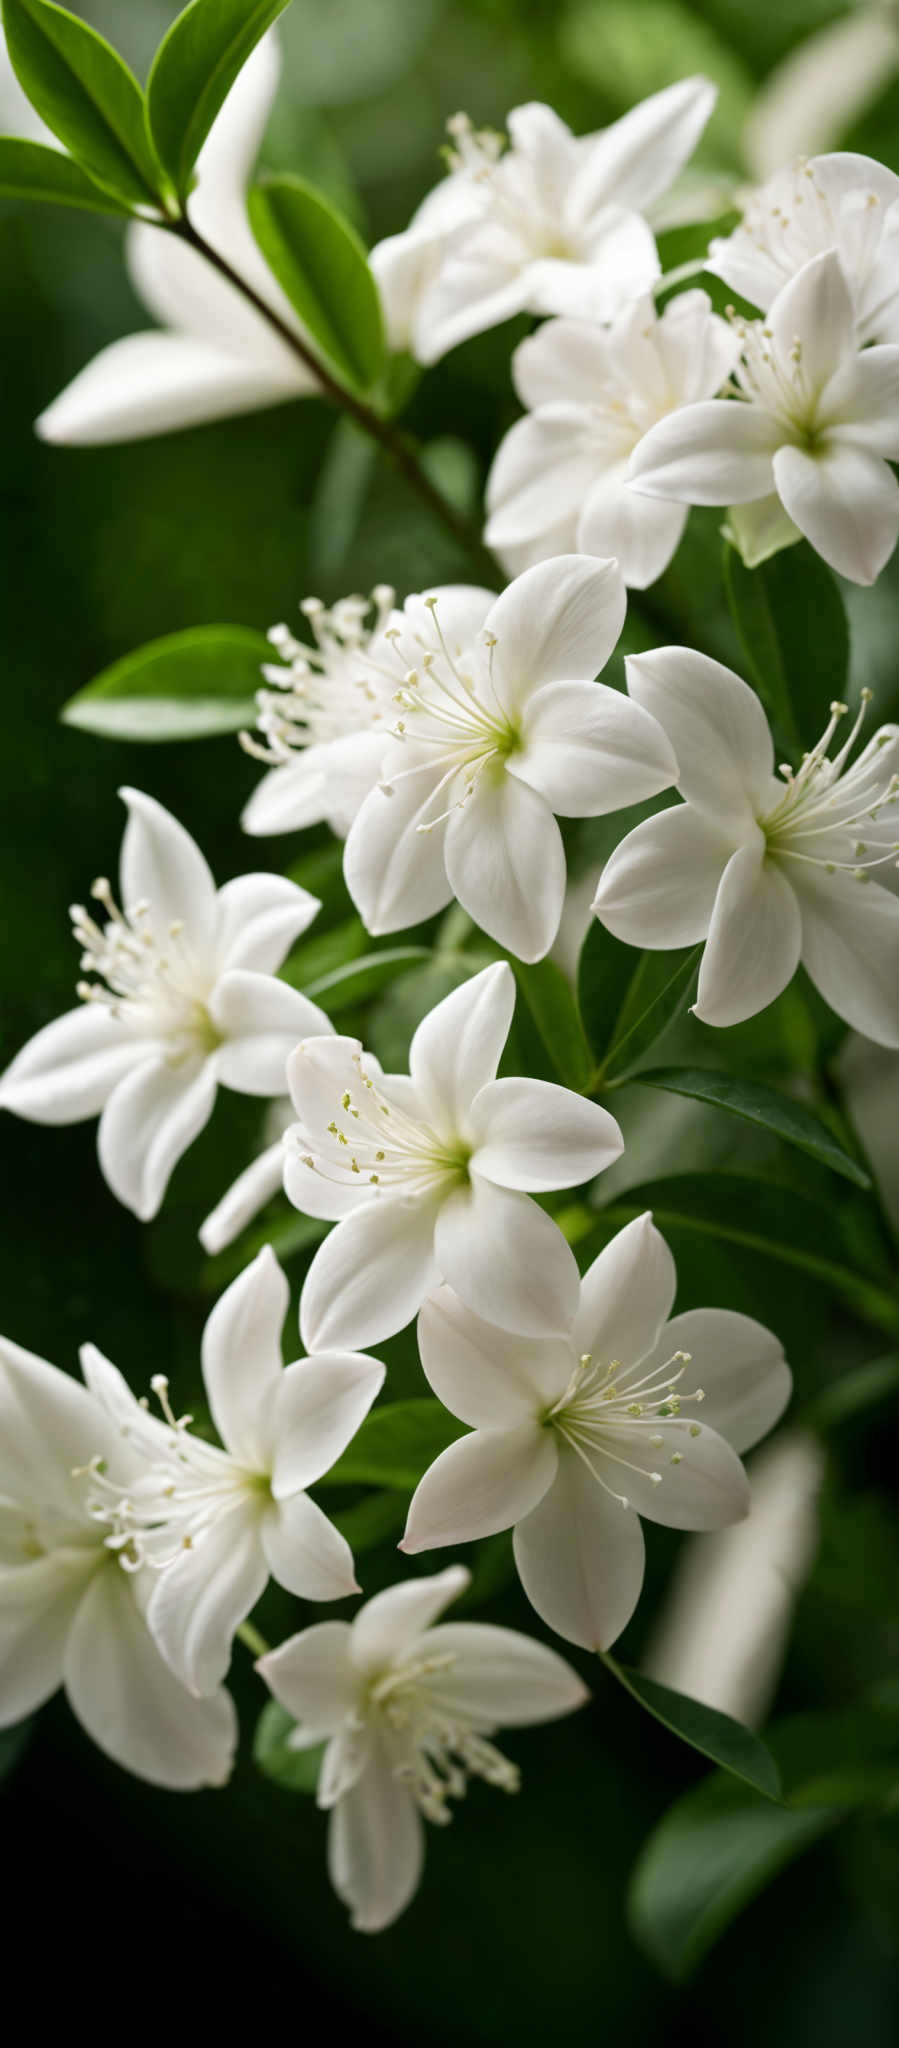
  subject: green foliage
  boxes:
[320,1398,465,1490]
[578,921,701,1084]
[635,1066,871,1189]
[146,0,295,204]
[602,1655,782,1799]
[511,956,594,1091]
[723,539,850,752]
[0,135,130,210]
[1,0,165,208]
[253,1700,325,1792]
[248,173,386,392]
[0,1719,32,1782]
[60,624,272,740]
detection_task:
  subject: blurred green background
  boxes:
[2,0,898,2037]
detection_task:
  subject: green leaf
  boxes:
[578,919,700,1084]
[596,1173,899,1335]
[299,945,433,1013]
[635,1066,871,1189]
[146,0,294,204]
[602,1654,782,1799]
[511,956,594,1092]
[329,1489,407,1552]
[806,1352,899,1433]
[723,538,849,751]
[0,1719,32,1782]
[320,1398,465,1491]
[628,1770,838,1981]
[1,0,164,209]
[248,172,385,392]
[0,135,129,211]
[60,625,271,741]
[253,1701,324,1793]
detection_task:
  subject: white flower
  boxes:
[80,1246,384,1696]
[35,35,318,446]
[485,293,739,588]
[0,786,329,1219]
[287,961,623,1350]
[402,1214,791,1652]
[0,1331,236,1787]
[707,153,899,343]
[593,649,899,1042]
[628,250,899,586]
[342,556,677,962]
[257,1563,588,1932]
[371,79,716,365]
[241,586,402,839]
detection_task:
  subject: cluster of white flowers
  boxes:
[3,27,898,1936]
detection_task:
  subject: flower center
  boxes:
[738,160,885,313]
[79,1374,263,1573]
[72,878,220,1057]
[293,1051,471,1201]
[241,586,398,767]
[370,1650,519,1822]
[730,314,823,442]
[761,691,899,882]
[545,1345,706,1508]
[383,595,522,833]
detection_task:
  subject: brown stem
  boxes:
[167,214,503,587]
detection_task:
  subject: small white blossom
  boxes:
[258,1564,588,1932]
[628,250,899,585]
[287,962,623,1350]
[0,787,328,1218]
[372,79,716,364]
[342,556,677,962]
[593,648,899,1041]
[707,152,899,343]
[485,293,739,588]
[0,1332,236,1787]
[402,1214,791,1652]
[80,1246,384,1696]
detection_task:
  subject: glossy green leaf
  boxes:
[1,0,164,208]
[723,538,849,751]
[253,1701,325,1793]
[299,946,433,1012]
[248,172,386,392]
[60,625,271,741]
[147,0,294,203]
[636,1065,870,1188]
[806,1352,899,1433]
[320,1398,465,1491]
[511,956,594,1092]
[578,919,701,1084]
[0,135,129,211]
[602,1654,781,1799]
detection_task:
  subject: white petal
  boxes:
[629,400,780,505]
[773,442,899,586]
[696,842,802,1027]
[214,872,320,975]
[511,678,677,815]
[36,332,304,446]
[444,774,566,963]
[400,584,496,654]
[794,867,899,1049]
[402,1422,557,1550]
[200,1244,288,1465]
[726,494,801,568]
[147,1506,268,1695]
[78,1343,168,1462]
[640,1308,791,1454]
[767,249,854,390]
[599,1419,750,1530]
[570,76,717,218]
[573,1213,677,1367]
[416,1620,589,1725]
[327,1740,424,1933]
[97,1054,218,1220]
[0,1552,95,1725]
[316,1721,373,1807]
[269,1350,385,1496]
[470,1076,622,1190]
[417,1284,572,1426]
[435,1178,580,1337]
[262,1492,358,1600]
[485,555,627,712]
[511,316,620,408]
[257,1619,356,1737]
[513,1454,646,1650]
[351,1564,470,1672]
[0,1333,120,1522]
[299,1198,440,1351]
[593,803,734,947]
[210,970,330,1095]
[0,1004,145,1125]
[408,960,514,1139]
[578,479,687,589]
[485,413,593,552]
[198,1135,287,1254]
[818,346,899,460]
[626,647,776,823]
[242,733,389,840]
[343,762,454,935]
[524,218,660,321]
[414,252,531,366]
[118,786,217,952]
[64,1564,237,1786]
